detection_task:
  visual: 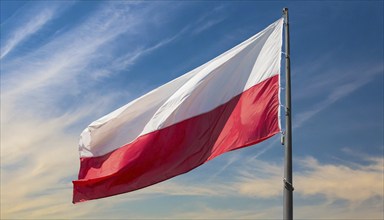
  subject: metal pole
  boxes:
[283,7,293,220]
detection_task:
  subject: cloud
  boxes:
[234,155,383,204]
[1,114,87,218]
[0,4,56,59]
[0,91,131,219]
[2,3,140,98]
[296,156,383,203]
[0,2,186,124]
[191,4,227,35]
[293,62,383,128]
[0,2,188,219]
[234,159,283,198]
[169,206,281,219]
[167,198,383,220]
[192,17,225,35]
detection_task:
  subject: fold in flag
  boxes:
[73,18,284,203]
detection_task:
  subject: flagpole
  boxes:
[283,7,293,220]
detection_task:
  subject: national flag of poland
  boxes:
[73,18,283,203]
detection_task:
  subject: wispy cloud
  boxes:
[1,6,54,59]
[192,4,227,35]
[2,3,138,97]
[102,35,181,80]
[192,17,225,35]
[292,60,383,128]
[0,2,189,219]
[1,2,186,125]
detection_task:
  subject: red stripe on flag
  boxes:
[73,75,279,203]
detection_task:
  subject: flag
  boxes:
[73,18,284,203]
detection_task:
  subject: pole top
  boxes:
[282,8,289,23]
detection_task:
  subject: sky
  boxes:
[0,1,383,219]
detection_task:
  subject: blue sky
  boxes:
[1,1,383,219]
